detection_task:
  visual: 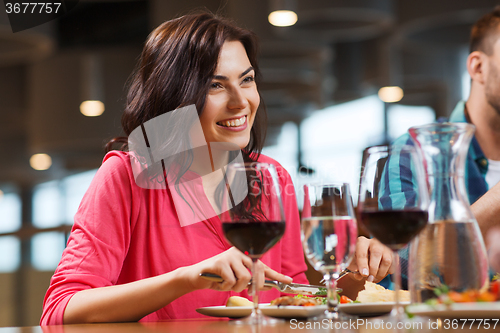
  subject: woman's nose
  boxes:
[227,87,249,110]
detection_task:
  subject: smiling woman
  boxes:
[39,12,309,325]
[201,42,259,150]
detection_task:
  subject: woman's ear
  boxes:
[467,51,487,85]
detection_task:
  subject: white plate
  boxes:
[196,304,326,319]
[339,302,410,316]
[407,302,500,319]
[196,305,252,318]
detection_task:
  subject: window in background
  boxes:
[262,121,299,175]
[31,232,66,271]
[462,69,471,101]
[299,95,385,203]
[0,187,22,272]
[262,95,436,206]
[63,169,97,224]
[0,236,20,272]
[388,104,435,139]
[0,189,22,233]
[33,181,63,228]
[31,169,97,270]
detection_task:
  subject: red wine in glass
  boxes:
[222,221,285,258]
[360,210,428,250]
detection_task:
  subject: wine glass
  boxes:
[358,145,429,324]
[301,183,358,320]
[219,162,286,325]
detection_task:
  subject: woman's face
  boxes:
[199,41,260,149]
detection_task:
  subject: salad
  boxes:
[425,280,500,305]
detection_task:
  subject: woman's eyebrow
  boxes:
[239,66,254,78]
[212,67,254,81]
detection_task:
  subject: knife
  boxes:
[199,273,339,296]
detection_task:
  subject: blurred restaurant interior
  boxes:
[0,0,498,327]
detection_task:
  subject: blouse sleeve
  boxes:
[40,153,136,325]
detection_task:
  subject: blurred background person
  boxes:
[382,6,500,288]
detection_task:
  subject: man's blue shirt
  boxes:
[382,101,489,288]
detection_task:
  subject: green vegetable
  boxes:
[314,287,327,296]
[293,294,328,305]
[424,298,439,306]
[433,284,449,297]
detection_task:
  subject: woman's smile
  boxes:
[216,115,247,129]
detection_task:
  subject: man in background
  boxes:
[385,7,500,287]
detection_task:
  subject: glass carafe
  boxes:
[408,123,489,302]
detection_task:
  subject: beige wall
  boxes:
[0,270,54,327]
[0,273,16,327]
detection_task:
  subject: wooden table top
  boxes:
[1,318,499,333]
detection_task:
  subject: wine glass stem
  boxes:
[391,251,404,323]
[251,258,261,320]
[325,271,340,319]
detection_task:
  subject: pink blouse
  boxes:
[40,151,308,325]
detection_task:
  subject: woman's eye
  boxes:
[210,82,222,89]
[242,76,255,84]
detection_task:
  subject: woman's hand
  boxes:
[184,247,293,293]
[347,236,395,283]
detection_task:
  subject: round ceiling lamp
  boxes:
[30,153,52,171]
[378,86,404,103]
[269,0,298,27]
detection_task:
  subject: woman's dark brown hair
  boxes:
[107,12,266,162]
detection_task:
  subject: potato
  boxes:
[226,296,253,307]
[356,281,410,303]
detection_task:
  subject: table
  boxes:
[1,318,499,333]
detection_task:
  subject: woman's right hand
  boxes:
[181,247,293,293]
[182,247,253,293]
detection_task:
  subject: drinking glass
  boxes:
[301,183,358,319]
[220,162,286,325]
[358,145,429,323]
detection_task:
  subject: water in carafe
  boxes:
[408,123,489,303]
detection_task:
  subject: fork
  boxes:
[319,268,358,284]
[200,273,342,295]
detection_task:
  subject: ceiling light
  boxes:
[268,10,298,27]
[80,100,105,116]
[378,86,404,103]
[81,53,105,116]
[30,153,52,170]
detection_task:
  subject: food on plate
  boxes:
[355,281,410,303]
[340,295,353,304]
[226,296,253,307]
[271,295,325,306]
[426,280,500,305]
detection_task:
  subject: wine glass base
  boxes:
[229,311,284,326]
[309,309,354,322]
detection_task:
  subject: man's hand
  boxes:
[347,236,395,283]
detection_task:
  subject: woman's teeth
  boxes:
[218,116,246,127]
